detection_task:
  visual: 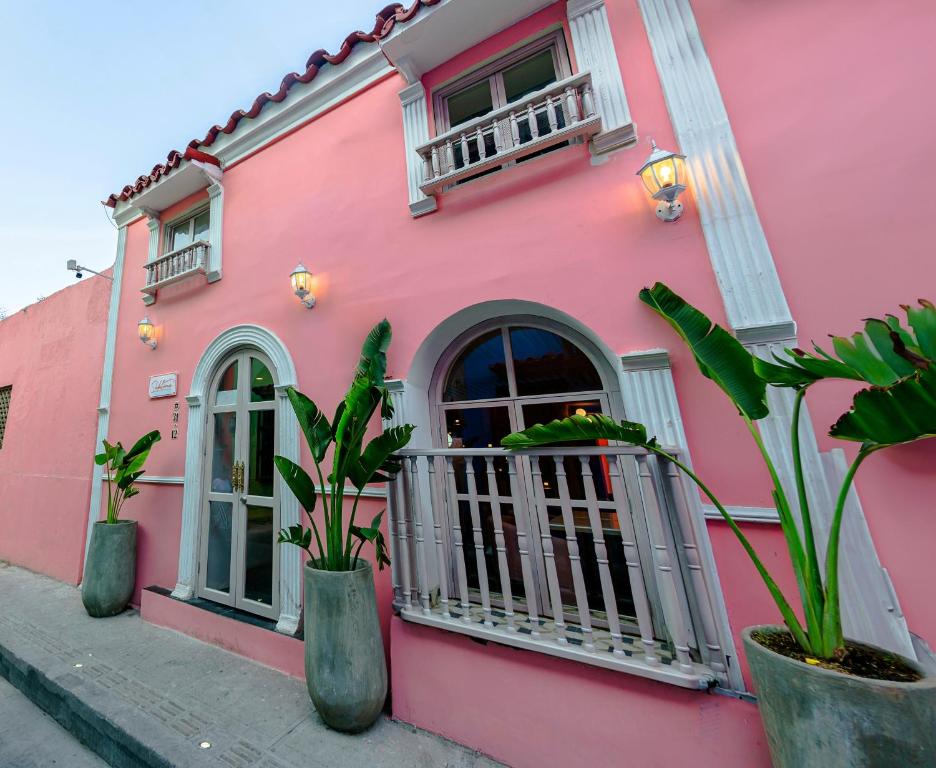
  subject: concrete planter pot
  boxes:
[744,625,936,767]
[82,520,137,618]
[303,560,387,733]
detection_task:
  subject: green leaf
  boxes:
[94,452,108,466]
[351,512,390,570]
[354,319,392,386]
[639,283,769,420]
[906,299,936,360]
[348,425,415,490]
[830,367,936,446]
[502,413,653,449]
[273,456,317,513]
[286,388,331,463]
[278,524,312,552]
[124,430,161,461]
[117,470,144,490]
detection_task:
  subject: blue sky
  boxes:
[0,0,384,315]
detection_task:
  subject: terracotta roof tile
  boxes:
[104,1,438,207]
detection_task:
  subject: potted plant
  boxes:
[275,319,415,733]
[83,430,161,617]
[502,284,936,767]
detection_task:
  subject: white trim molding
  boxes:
[617,347,743,690]
[173,325,301,636]
[206,181,223,282]
[143,214,160,306]
[638,0,914,659]
[83,227,128,573]
[567,0,636,154]
[399,82,438,218]
[637,0,791,335]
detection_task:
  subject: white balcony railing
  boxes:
[142,240,209,296]
[387,446,727,689]
[416,72,602,195]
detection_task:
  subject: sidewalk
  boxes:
[0,563,501,768]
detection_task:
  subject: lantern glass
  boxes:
[641,155,686,199]
[291,265,312,297]
[138,317,154,343]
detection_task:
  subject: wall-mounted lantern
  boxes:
[636,139,687,222]
[138,316,157,350]
[290,263,316,309]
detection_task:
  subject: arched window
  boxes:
[431,320,647,631]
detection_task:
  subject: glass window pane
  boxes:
[206,501,233,593]
[210,412,236,493]
[446,79,494,127]
[215,360,238,406]
[243,505,274,605]
[248,409,276,497]
[502,48,557,104]
[445,407,512,497]
[193,211,210,241]
[510,327,602,396]
[250,358,275,402]
[170,220,193,251]
[443,330,508,402]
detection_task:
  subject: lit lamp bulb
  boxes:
[636,138,688,222]
[138,316,157,350]
[290,263,316,309]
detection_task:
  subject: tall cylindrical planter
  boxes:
[82,520,137,618]
[304,560,387,733]
[744,625,936,768]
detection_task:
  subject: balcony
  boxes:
[387,445,725,689]
[416,72,602,195]
[142,240,209,298]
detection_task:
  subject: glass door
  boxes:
[198,351,279,619]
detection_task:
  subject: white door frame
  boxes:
[172,325,301,635]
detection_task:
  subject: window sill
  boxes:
[142,240,211,303]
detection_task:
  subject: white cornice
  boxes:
[620,348,671,371]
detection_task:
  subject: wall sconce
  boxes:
[138,316,157,350]
[636,139,687,222]
[290,263,316,309]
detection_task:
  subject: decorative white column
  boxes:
[382,378,408,429]
[399,82,437,218]
[638,0,914,658]
[84,226,128,571]
[619,348,743,690]
[275,384,302,635]
[567,0,636,154]
[172,392,204,601]
[206,181,223,282]
[142,215,159,306]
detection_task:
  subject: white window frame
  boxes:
[162,204,210,258]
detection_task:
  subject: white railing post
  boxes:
[406,456,431,615]
[485,456,516,632]
[445,456,472,622]
[529,456,567,644]
[426,456,451,618]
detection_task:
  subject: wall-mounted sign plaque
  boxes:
[148,373,178,399]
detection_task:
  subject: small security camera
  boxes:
[75,271,83,279]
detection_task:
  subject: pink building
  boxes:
[3,1,933,765]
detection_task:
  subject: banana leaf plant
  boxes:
[94,430,162,524]
[275,320,415,571]
[503,284,936,660]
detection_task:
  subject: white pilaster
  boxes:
[567,0,636,154]
[638,0,914,658]
[143,215,159,306]
[275,384,301,635]
[206,181,223,282]
[399,83,438,218]
[383,378,408,430]
[83,226,127,572]
[619,348,743,690]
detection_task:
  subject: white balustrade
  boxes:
[416,72,601,195]
[142,240,210,298]
[388,446,720,689]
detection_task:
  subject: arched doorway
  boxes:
[197,350,279,619]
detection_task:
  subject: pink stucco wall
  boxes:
[0,276,110,583]
[693,0,936,646]
[91,0,933,764]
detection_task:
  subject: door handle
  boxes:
[231,460,245,493]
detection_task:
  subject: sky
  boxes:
[0,0,385,316]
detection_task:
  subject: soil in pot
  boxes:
[751,629,922,682]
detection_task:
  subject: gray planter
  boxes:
[82,520,137,618]
[744,625,936,767]
[303,560,387,733]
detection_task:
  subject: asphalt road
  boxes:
[0,676,108,768]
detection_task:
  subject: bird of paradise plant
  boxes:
[274,320,415,571]
[503,284,936,660]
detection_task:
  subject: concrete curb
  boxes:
[0,634,193,767]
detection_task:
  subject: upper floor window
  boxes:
[166,208,210,254]
[0,385,11,449]
[418,31,601,195]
